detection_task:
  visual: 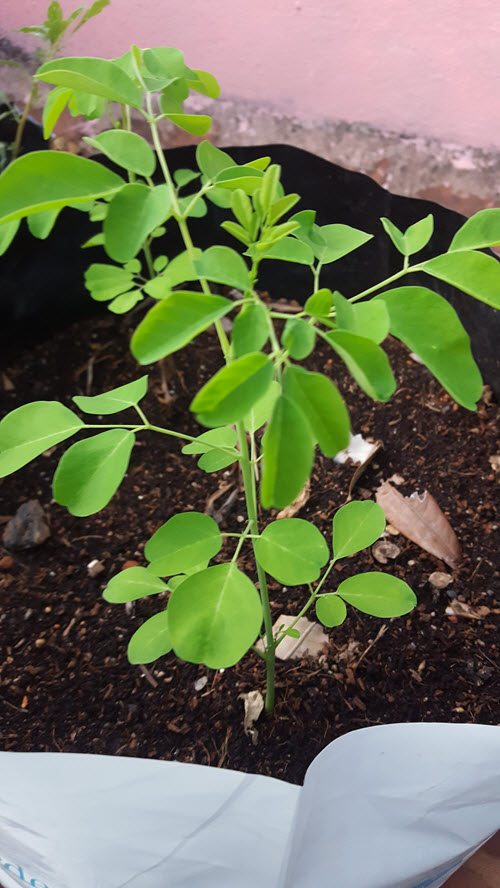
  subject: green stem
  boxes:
[237,420,275,713]
[274,559,338,647]
[146,97,230,357]
[313,261,322,292]
[348,266,417,304]
[11,80,38,162]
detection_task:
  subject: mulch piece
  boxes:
[0,307,498,784]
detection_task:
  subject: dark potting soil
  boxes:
[0,309,498,784]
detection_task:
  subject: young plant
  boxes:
[1,0,110,170]
[0,46,499,714]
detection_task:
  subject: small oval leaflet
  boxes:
[103,567,167,604]
[333,500,386,560]
[145,512,222,576]
[282,318,315,360]
[316,595,347,628]
[168,563,262,668]
[53,428,135,517]
[73,376,148,414]
[0,401,83,477]
[127,611,172,665]
[85,129,156,177]
[254,518,329,586]
[337,572,417,618]
[191,353,274,427]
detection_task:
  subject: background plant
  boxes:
[0,0,110,171]
[0,46,499,712]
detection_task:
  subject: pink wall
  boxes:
[3,0,500,149]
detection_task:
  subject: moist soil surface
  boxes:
[0,308,498,784]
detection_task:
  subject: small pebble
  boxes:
[87,559,105,578]
[372,540,400,564]
[122,560,140,570]
[34,638,46,648]
[429,571,453,590]
[194,676,208,692]
[0,555,14,571]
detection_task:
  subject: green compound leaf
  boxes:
[145,511,222,577]
[421,250,500,310]
[73,376,148,415]
[196,245,251,291]
[244,380,281,434]
[326,330,396,402]
[53,428,135,516]
[104,184,171,263]
[84,129,156,177]
[282,317,315,359]
[131,290,233,364]
[0,402,83,477]
[381,214,434,257]
[254,518,329,586]
[333,500,386,559]
[261,395,314,510]
[232,303,269,357]
[127,610,172,665]
[316,594,347,628]
[168,563,262,668]
[35,56,142,107]
[0,152,124,224]
[376,287,483,411]
[337,572,417,618]
[333,291,390,344]
[314,223,373,264]
[103,567,167,603]
[196,141,233,179]
[283,366,350,458]
[449,208,500,252]
[84,263,135,302]
[191,353,274,427]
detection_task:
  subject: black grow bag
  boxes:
[1,143,498,394]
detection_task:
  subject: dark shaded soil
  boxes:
[0,309,498,784]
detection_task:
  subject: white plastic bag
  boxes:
[0,723,498,888]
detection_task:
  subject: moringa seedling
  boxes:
[0,46,499,712]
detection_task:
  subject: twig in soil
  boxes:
[0,693,28,714]
[217,727,232,768]
[139,665,158,688]
[353,624,387,671]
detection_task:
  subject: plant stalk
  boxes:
[237,421,275,713]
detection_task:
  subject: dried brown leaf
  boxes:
[376,481,461,567]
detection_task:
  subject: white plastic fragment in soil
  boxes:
[334,432,379,465]
[256,614,328,661]
[0,723,498,888]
